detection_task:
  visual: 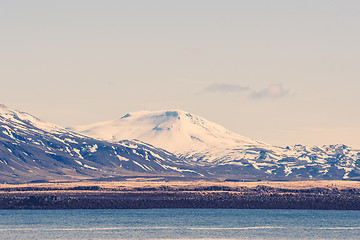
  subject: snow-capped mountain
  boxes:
[71,110,360,180]
[0,105,202,183]
[70,110,271,161]
[1,105,359,182]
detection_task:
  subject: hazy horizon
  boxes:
[1,1,359,148]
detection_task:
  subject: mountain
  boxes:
[1,105,359,182]
[69,110,271,162]
[71,110,360,180]
[0,105,202,183]
[70,110,269,153]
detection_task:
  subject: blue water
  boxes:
[1,209,360,239]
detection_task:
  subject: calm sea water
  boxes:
[1,209,360,240]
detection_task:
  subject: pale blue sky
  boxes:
[1,1,360,147]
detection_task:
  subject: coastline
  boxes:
[1,180,360,210]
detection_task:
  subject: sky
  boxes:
[1,0,360,148]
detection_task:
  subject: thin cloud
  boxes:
[203,83,249,93]
[251,84,289,99]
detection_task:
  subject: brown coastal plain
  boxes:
[1,179,360,210]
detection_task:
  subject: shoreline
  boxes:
[1,180,360,210]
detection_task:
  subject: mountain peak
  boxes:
[121,109,185,118]
[70,109,266,154]
[0,105,66,134]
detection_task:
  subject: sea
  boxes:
[1,209,360,240]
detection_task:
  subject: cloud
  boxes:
[203,83,249,93]
[250,84,289,99]
[201,82,291,99]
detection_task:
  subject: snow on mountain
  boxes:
[1,105,359,181]
[70,109,360,180]
[0,104,65,134]
[70,110,272,161]
[0,105,203,183]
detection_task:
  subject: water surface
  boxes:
[1,209,360,239]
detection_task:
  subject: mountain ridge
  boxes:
[70,109,360,180]
[1,105,360,182]
[69,109,269,154]
[0,105,204,183]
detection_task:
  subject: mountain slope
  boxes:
[2,105,359,182]
[70,110,271,159]
[71,110,360,180]
[0,105,202,183]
